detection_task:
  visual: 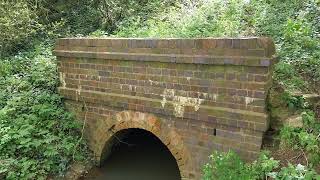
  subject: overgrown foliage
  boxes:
[202,151,320,180]
[115,0,249,37]
[93,0,179,33]
[0,45,90,179]
[34,0,102,36]
[0,1,42,56]
[280,110,320,167]
[202,151,278,180]
[0,0,102,57]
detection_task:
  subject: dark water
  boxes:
[83,129,181,180]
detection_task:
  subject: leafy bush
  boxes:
[269,163,320,180]
[274,62,307,92]
[280,110,320,167]
[0,45,89,179]
[203,151,320,180]
[0,1,42,56]
[280,91,307,110]
[202,151,252,180]
[92,0,178,33]
[35,0,102,36]
[115,0,250,38]
[269,1,320,92]
[202,151,279,180]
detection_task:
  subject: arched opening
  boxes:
[85,128,181,180]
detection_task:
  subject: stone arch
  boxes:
[95,111,190,179]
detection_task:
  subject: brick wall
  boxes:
[54,38,276,179]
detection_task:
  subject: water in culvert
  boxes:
[82,129,181,180]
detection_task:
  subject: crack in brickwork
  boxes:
[54,37,276,179]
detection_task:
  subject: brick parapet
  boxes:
[55,37,276,179]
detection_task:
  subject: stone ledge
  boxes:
[55,37,275,57]
[53,50,274,67]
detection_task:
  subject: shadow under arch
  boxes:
[99,128,181,179]
[96,111,190,179]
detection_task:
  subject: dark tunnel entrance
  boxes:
[84,128,181,180]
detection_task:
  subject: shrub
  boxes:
[269,163,320,180]
[37,0,102,35]
[280,110,320,167]
[0,1,42,56]
[273,62,307,92]
[92,0,178,33]
[202,151,251,180]
[202,151,320,180]
[202,151,279,180]
[115,0,251,38]
[0,45,90,179]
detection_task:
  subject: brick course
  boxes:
[54,37,276,179]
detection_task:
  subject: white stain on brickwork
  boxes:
[202,93,218,102]
[148,79,160,86]
[76,85,82,96]
[161,89,174,108]
[128,85,137,92]
[161,89,204,117]
[75,85,82,101]
[245,97,255,106]
[211,94,218,102]
[59,72,66,88]
[161,98,166,108]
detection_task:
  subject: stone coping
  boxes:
[54,50,275,67]
[54,37,276,61]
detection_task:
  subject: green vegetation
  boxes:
[0,45,89,179]
[0,1,96,179]
[202,151,278,180]
[280,110,320,166]
[115,0,251,37]
[202,151,320,180]
[113,0,320,93]
[0,0,319,179]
